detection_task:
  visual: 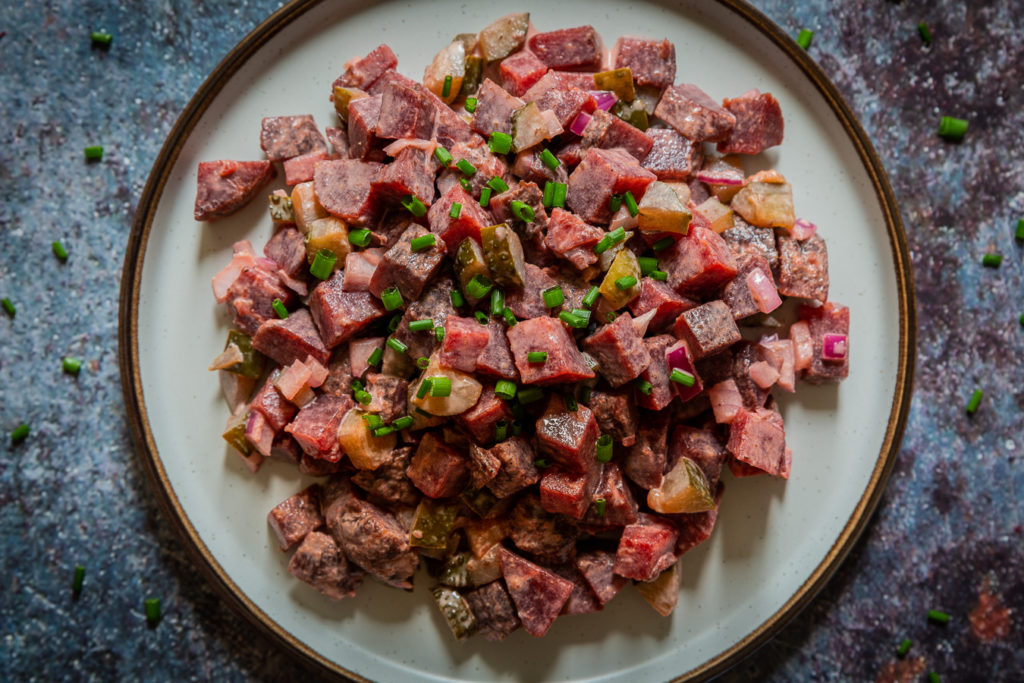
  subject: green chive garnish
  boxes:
[518,387,544,404]
[938,115,968,141]
[623,191,638,217]
[927,609,951,624]
[72,565,86,594]
[527,351,548,363]
[511,200,535,223]
[388,313,402,332]
[381,286,403,311]
[609,194,623,214]
[494,420,508,442]
[564,393,578,411]
[409,233,436,252]
[638,256,658,275]
[966,389,983,415]
[928,673,940,683]
[373,425,394,437]
[488,131,513,155]
[552,182,567,208]
[615,276,637,290]
[90,31,112,48]
[635,379,653,395]
[362,414,383,430]
[456,159,476,176]
[582,286,600,308]
[474,310,489,325]
[558,311,586,328]
[11,423,29,444]
[434,146,453,166]
[387,337,408,354]
[435,325,445,342]
[918,22,932,46]
[367,347,383,367]
[539,148,560,171]
[571,309,591,324]
[982,253,1002,268]
[503,307,517,327]
[392,416,413,430]
[84,145,104,161]
[670,368,695,386]
[401,195,427,217]
[1016,218,1024,240]
[53,240,68,261]
[796,28,813,50]
[309,248,337,279]
[1,298,14,318]
[896,638,912,657]
[144,598,162,625]
[466,274,493,300]
[464,97,477,113]
[272,298,288,319]
[409,319,434,332]
[494,380,517,400]
[449,202,462,218]
[542,181,555,208]
[480,187,492,207]
[442,74,453,98]
[579,384,593,403]
[542,286,564,308]
[596,434,613,462]
[608,226,627,244]
[63,357,83,375]
[594,236,614,255]
[428,376,452,397]
[490,288,505,317]
[415,356,430,371]
[351,379,364,391]
[652,236,674,251]
[348,228,371,247]
[650,270,668,281]
[606,311,618,322]
[487,176,509,194]
[354,390,372,405]
[416,378,432,399]
[450,290,465,307]
[534,458,551,468]
[593,498,606,517]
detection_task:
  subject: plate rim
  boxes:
[117,1,916,680]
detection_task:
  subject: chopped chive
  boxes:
[928,673,940,683]
[449,202,462,218]
[608,226,627,244]
[464,97,478,113]
[434,145,453,166]
[635,379,653,395]
[539,148,560,171]
[435,326,446,342]
[348,228,371,247]
[982,253,1002,268]
[494,420,508,442]
[650,270,668,281]
[2,298,14,318]
[466,274,493,300]
[488,131,513,155]
[610,274,634,290]
[84,145,104,161]
[428,376,452,397]
[1019,312,1024,326]
[623,191,639,217]
[609,194,623,214]
[442,74,453,98]
[272,298,288,319]
[362,414,384,430]
[494,380,517,400]
[518,386,544,404]
[387,313,402,332]
[367,347,383,367]
[415,407,434,417]
[918,22,932,46]
[490,288,505,317]
[487,176,509,194]
[309,248,337,279]
[571,308,591,324]
[670,368,695,387]
[373,425,395,437]
[416,378,433,399]
[564,393,578,412]
[593,498,606,517]
[594,236,614,255]
[479,187,492,207]
[527,351,548,363]
[387,337,408,354]
[966,389,983,415]
[144,598,162,625]
[392,416,414,430]
[511,200,535,223]
[354,390,372,405]
[638,256,658,275]
[796,28,813,50]
[542,181,555,208]
[53,240,68,261]
[578,384,593,403]
[456,159,476,176]
[511,420,522,436]
[652,236,674,251]
[552,182,567,208]
[502,307,518,327]
[927,609,951,624]
[90,31,113,48]
[459,178,471,193]
[596,434,613,462]
[542,286,564,308]
[582,286,600,308]
[72,565,86,594]
[351,379,364,391]
[606,311,618,322]
[450,290,465,307]
[475,310,489,325]
[409,319,434,332]
[402,195,427,217]
[11,423,29,444]
[1016,218,1024,240]
[534,458,551,468]
[63,357,83,375]
[558,311,586,328]
[381,286,403,311]
[896,638,912,657]
[409,234,436,252]
[937,115,968,141]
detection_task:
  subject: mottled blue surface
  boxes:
[1,1,1022,681]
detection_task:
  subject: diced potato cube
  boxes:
[511,102,564,153]
[290,181,328,233]
[599,249,641,310]
[731,181,796,229]
[423,41,467,104]
[695,196,733,233]
[477,13,529,62]
[305,216,351,266]
[637,181,692,234]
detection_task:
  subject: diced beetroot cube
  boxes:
[728,456,768,478]
[556,140,584,168]
[636,335,674,411]
[308,271,387,349]
[468,441,501,490]
[777,232,829,303]
[722,253,778,320]
[614,36,676,89]
[250,372,298,431]
[333,44,397,91]
[368,225,447,302]
[581,109,654,162]
[799,301,849,383]
[375,81,436,140]
[500,548,574,637]
[522,73,597,129]
[284,394,352,462]
[325,126,348,156]
[584,463,638,527]
[263,227,307,279]
[347,94,385,161]
[716,89,784,155]
[503,262,558,320]
[722,214,779,271]
[576,550,627,605]
[587,389,638,446]
[427,183,492,251]
[406,432,468,498]
[267,484,324,551]
[472,78,526,136]
[288,530,363,600]
[507,316,595,386]
[726,405,789,478]
[613,513,679,581]
[659,226,738,297]
[582,312,652,388]
[253,308,330,366]
[544,207,603,271]
[499,51,549,96]
[628,277,697,333]
[551,564,603,615]
[508,494,580,564]
[372,144,439,205]
[672,301,741,360]
[669,425,728,489]
[260,115,328,162]
[535,394,599,473]
[528,25,603,71]
[457,383,514,445]
[539,464,602,520]
[283,149,330,186]
[567,147,656,224]
[464,580,521,642]
[225,264,295,335]
[674,482,723,555]
[439,315,491,373]
[194,160,276,221]
[484,436,540,498]
[654,83,736,142]
[642,128,704,180]
[313,158,384,225]
[473,321,518,381]
[624,408,670,489]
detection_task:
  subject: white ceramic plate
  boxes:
[121,1,914,680]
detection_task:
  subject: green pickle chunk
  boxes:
[594,67,636,102]
[224,330,265,379]
[221,411,253,457]
[430,586,478,641]
[410,499,459,550]
[454,238,494,303]
[480,222,526,287]
[612,98,649,131]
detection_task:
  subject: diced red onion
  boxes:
[383,138,437,157]
[708,379,743,424]
[245,411,275,458]
[759,338,795,392]
[342,252,378,292]
[746,269,782,314]
[277,269,308,297]
[590,90,618,111]
[696,169,745,187]
[211,250,257,303]
[275,359,313,402]
[631,308,657,337]
[748,361,780,390]
[233,240,255,255]
[305,356,329,387]
[219,370,255,414]
[350,337,385,378]
[822,333,849,361]
[791,218,818,240]
[569,111,592,136]
[256,257,280,272]
[666,341,703,402]
[789,321,813,371]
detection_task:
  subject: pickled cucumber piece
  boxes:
[290,181,328,233]
[477,13,529,62]
[459,55,483,100]
[454,238,493,304]
[480,222,526,287]
[612,98,649,130]
[647,456,715,513]
[635,561,681,616]
[599,249,642,310]
[511,102,563,152]
[730,179,796,229]
[223,330,265,379]
[222,409,252,457]
[268,193,295,224]
[410,499,460,550]
[594,67,635,102]
[430,586,478,641]
[637,181,692,234]
[331,86,368,122]
[336,407,397,470]
[439,551,473,588]
[695,196,733,233]
[304,216,351,266]
[424,41,467,104]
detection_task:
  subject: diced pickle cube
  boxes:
[410,499,460,550]
[481,223,526,287]
[478,13,529,62]
[637,181,692,234]
[430,586,478,641]
[332,86,369,122]
[599,249,642,310]
[304,216,351,266]
[454,238,493,304]
[594,67,636,102]
[424,41,467,104]
[268,193,295,224]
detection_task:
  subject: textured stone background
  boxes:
[1,1,1021,681]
